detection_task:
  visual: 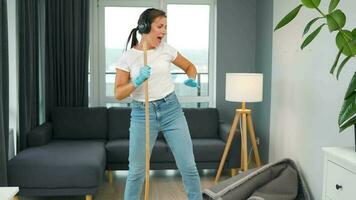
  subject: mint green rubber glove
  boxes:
[132,65,151,87]
[184,78,200,88]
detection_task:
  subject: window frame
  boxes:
[90,0,216,107]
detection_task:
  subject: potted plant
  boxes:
[274,0,355,146]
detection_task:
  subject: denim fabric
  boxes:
[124,92,202,200]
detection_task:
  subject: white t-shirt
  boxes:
[116,42,178,102]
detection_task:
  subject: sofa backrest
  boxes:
[107,107,219,139]
[51,107,107,140]
[108,107,131,139]
[183,108,219,138]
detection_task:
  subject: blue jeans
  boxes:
[124,92,202,200]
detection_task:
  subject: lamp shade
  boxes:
[225,73,263,102]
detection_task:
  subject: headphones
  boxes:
[138,20,150,34]
[137,9,154,34]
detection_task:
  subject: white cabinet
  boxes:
[322,147,356,200]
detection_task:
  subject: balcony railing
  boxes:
[89,72,210,108]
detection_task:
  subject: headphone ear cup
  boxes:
[138,22,150,34]
[145,21,151,33]
[138,23,146,33]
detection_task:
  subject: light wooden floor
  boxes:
[20,169,230,200]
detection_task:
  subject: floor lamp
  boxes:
[215,73,263,183]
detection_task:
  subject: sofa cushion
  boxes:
[192,139,226,162]
[106,139,175,164]
[51,107,107,140]
[203,159,311,200]
[7,141,106,188]
[183,108,219,138]
[108,107,131,139]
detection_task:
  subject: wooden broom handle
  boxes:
[143,41,150,200]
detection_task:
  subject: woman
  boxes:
[114,8,202,200]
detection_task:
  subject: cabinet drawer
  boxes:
[326,161,356,199]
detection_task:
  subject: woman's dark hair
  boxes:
[125,8,166,50]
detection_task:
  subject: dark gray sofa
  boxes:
[7,107,241,199]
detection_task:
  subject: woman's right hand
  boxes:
[132,65,151,87]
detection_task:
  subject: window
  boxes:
[104,7,148,97]
[90,0,216,108]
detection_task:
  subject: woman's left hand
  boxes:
[184,78,200,88]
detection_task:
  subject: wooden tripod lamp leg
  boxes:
[240,138,244,172]
[214,111,240,183]
[241,112,248,171]
[247,114,261,167]
[143,42,150,200]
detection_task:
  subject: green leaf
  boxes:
[330,47,343,75]
[339,77,356,133]
[301,23,326,49]
[274,5,303,31]
[326,10,346,32]
[345,72,356,100]
[352,28,356,45]
[336,56,352,80]
[339,113,356,133]
[301,0,321,8]
[352,28,356,36]
[329,0,340,13]
[303,17,323,36]
[336,30,356,56]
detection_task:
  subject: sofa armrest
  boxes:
[27,122,52,147]
[219,121,239,142]
[218,121,241,168]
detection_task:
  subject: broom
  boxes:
[143,41,150,200]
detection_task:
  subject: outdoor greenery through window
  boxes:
[92,0,216,108]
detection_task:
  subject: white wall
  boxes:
[271,0,355,199]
